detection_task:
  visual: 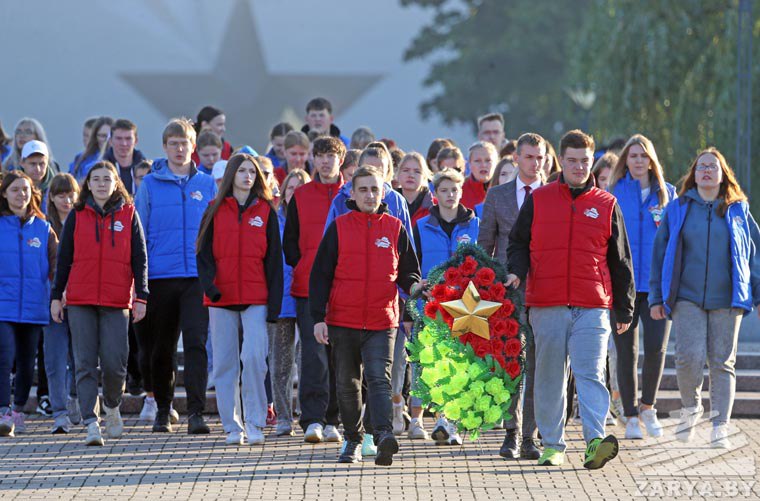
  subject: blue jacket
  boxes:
[69,152,101,183]
[266,148,284,168]
[135,159,217,279]
[651,191,760,314]
[324,181,414,247]
[416,208,480,277]
[0,215,51,324]
[278,206,296,318]
[198,164,213,176]
[0,144,10,163]
[612,173,677,292]
[474,202,484,219]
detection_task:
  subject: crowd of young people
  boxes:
[1,99,759,470]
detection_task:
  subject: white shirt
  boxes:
[516,176,542,209]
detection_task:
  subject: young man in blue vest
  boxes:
[507,129,635,469]
[411,167,479,445]
[310,166,422,466]
[135,118,217,434]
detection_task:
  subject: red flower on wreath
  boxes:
[430,284,448,302]
[424,301,439,320]
[459,256,478,276]
[490,318,508,336]
[498,300,515,318]
[505,361,521,379]
[443,267,462,283]
[504,318,519,338]
[475,267,495,286]
[489,282,507,301]
[505,338,522,358]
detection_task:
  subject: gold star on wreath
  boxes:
[440,281,502,340]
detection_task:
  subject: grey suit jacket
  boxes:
[479,179,529,265]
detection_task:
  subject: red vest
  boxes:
[203,197,270,307]
[326,211,402,330]
[66,204,135,309]
[526,181,615,309]
[460,176,487,209]
[290,179,344,298]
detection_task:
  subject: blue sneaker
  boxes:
[362,433,377,456]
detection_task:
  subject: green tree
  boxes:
[401,0,591,139]
[570,0,760,205]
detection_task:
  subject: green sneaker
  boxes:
[583,435,619,470]
[537,448,564,466]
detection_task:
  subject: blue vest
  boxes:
[0,215,50,324]
[474,202,484,219]
[278,206,296,318]
[142,172,216,279]
[660,199,754,313]
[612,174,676,292]
[417,214,480,277]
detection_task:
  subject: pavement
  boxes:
[2,414,760,500]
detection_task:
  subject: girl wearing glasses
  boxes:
[649,147,760,449]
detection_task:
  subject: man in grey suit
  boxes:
[479,132,545,459]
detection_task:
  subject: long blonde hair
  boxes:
[608,134,670,207]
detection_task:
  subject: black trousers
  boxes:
[331,325,395,443]
[295,298,339,430]
[126,322,142,385]
[134,278,208,414]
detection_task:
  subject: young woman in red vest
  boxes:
[196,153,283,447]
[51,161,148,446]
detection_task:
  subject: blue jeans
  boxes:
[43,313,77,418]
[0,322,42,412]
[530,306,611,452]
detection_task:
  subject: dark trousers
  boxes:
[0,322,41,411]
[331,325,395,443]
[127,321,142,385]
[505,333,537,439]
[612,292,671,416]
[295,297,339,430]
[134,278,208,414]
[36,334,48,398]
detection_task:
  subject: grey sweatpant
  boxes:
[671,300,742,425]
[267,318,297,427]
[67,305,129,425]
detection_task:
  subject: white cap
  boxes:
[21,140,49,160]
[211,160,227,180]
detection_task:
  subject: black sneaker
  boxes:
[37,396,53,417]
[520,438,542,460]
[152,411,172,433]
[338,440,363,463]
[188,413,210,434]
[374,433,399,466]
[499,429,519,459]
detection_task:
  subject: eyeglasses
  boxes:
[695,164,719,172]
[15,128,35,137]
[166,140,191,149]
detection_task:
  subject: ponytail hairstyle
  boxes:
[0,170,44,219]
[608,134,670,207]
[680,147,747,217]
[46,173,80,235]
[196,153,273,252]
[74,161,131,211]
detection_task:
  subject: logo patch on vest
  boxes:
[248,216,264,227]
[456,234,472,244]
[190,191,203,201]
[112,221,124,232]
[648,206,664,227]
[584,208,599,219]
[27,237,41,248]
[375,237,391,249]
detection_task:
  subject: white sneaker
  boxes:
[103,404,123,439]
[140,397,158,421]
[392,402,405,436]
[67,397,82,425]
[610,396,627,426]
[323,424,342,442]
[408,418,428,440]
[225,430,245,445]
[448,422,462,446]
[51,415,73,434]
[711,424,731,449]
[640,408,663,437]
[246,425,265,445]
[169,405,180,425]
[625,416,643,439]
[431,416,450,445]
[676,405,704,443]
[85,422,104,446]
[304,422,324,443]
[605,411,617,426]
